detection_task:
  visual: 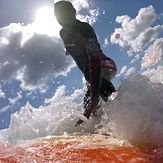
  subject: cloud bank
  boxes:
[108,5,163,82]
[110,6,162,54]
[0,23,74,90]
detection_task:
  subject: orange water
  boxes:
[0,135,163,163]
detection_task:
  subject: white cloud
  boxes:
[117,65,136,77]
[126,67,136,76]
[0,106,9,113]
[141,38,163,69]
[119,65,128,76]
[131,25,163,53]
[45,85,82,105]
[77,8,100,25]
[105,5,163,78]
[9,92,22,106]
[0,89,5,98]
[0,92,23,113]
[130,54,141,64]
[71,0,90,11]
[103,37,109,47]
[110,6,159,51]
[0,23,74,90]
[109,5,163,62]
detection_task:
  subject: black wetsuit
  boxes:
[60,20,117,108]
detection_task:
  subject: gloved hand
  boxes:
[75,109,91,127]
[75,97,99,127]
[75,119,84,127]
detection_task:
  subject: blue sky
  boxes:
[0,0,163,129]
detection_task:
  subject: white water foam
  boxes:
[0,74,163,146]
[102,74,163,146]
[0,86,100,144]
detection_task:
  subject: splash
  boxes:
[0,86,100,144]
[102,74,163,146]
[0,74,163,146]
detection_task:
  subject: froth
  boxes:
[102,74,163,146]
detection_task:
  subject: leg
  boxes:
[83,82,91,109]
[99,78,116,102]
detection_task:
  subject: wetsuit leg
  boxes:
[99,78,116,102]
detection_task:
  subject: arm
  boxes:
[75,39,102,126]
[75,24,103,126]
[81,23,103,119]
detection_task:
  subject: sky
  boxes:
[0,0,163,129]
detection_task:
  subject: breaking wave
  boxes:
[0,74,163,146]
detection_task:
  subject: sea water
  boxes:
[0,74,163,146]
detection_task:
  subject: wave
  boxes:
[0,74,163,146]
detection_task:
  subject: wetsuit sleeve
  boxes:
[85,25,102,103]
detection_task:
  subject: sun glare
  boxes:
[34,6,61,36]
[21,6,61,46]
[1,37,9,45]
[36,7,53,23]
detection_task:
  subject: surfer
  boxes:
[54,1,117,126]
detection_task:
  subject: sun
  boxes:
[34,6,61,36]
[36,7,53,24]
[21,6,62,46]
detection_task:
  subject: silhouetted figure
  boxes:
[54,1,117,126]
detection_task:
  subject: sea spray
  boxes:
[0,86,99,144]
[102,74,163,146]
[0,74,163,146]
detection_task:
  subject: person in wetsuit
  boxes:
[54,1,117,126]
